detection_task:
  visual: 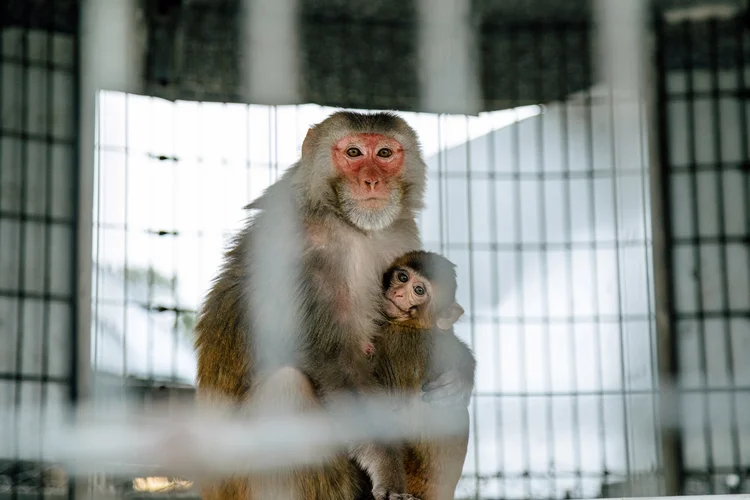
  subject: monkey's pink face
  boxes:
[383,268,431,322]
[332,133,404,209]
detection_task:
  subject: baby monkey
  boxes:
[370,251,476,500]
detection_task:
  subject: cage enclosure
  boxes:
[1,0,749,500]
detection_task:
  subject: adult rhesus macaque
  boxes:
[371,250,475,500]
[194,112,473,500]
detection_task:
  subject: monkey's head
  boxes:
[296,111,426,232]
[381,251,464,331]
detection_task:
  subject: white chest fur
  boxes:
[340,222,420,336]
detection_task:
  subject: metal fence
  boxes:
[0,0,80,497]
[655,5,750,495]
[2,1,750,500]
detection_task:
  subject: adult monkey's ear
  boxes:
[436,302,464,330]
[301,126,318,157]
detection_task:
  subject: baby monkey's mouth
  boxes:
[388,298,407,313]
[385,297,410,319]
[385,298,419,323]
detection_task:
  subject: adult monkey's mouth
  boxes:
[357,196,390,207]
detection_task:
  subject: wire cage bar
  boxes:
[87,2,661,498]
[1,1,749,500]
[654,3,750,496]
[0,0,80,499]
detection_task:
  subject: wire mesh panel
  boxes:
[438,57,658,500]
[656,4,750,496]
[9,0,739,499]
[90,81,658,500]
[0,0,79,498]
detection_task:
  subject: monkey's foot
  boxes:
[372,489,420,500]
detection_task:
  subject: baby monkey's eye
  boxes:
[397,271,409,283]
[346,147,362,157]
[414,285,425,296]
[377,148,392,158]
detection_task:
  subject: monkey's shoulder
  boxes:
[372,217,421,253]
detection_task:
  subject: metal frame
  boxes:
[0,0,81,498]
[653,2,750,495]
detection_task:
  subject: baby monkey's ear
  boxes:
[436,302,465,330]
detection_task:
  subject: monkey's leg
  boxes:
[244,366,363,500]
[194,385,254,500]
[194,323,254,500]
[404,407,469,500]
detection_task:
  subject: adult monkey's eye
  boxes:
[414,285,425,296]
[397,272,409,283]
[346,147,362,157]
[377,148,392,158]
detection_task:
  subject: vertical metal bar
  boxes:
[463,115,480,500]
[147,113,155,381]
[437,118,446,256]
[487,97,505,500]
[74,2,98,496]
[197,101,205,321]
[415,111,425,232]
[273,106,279,180]
[683,19,715,492]
[558,25,584,498]
[76,0,99,406]
[647,8,684,495]
[69,18,81,494]
[40,1,58,492]
[70,0,83,411]
[242,0,300,105]
[509,26,532,500]
[13,12,30,500]
[0,0,3,268]
[246,104,252,203]
[417,0,480,114]
[598,0,653,492]
[638,10,666,495]
[582,24,609,487]
[735,16,750,494]
[268,108,274,185]
[604,28,634,500]
[708,17,742,481]
[170,102,179,383]
[91,93,102,381]
[441,116,451,251]
[533,26,556,499]
[123,94,130,383]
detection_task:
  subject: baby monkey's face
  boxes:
[383,266,432,322]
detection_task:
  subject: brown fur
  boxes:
[194,111,427,500]
[381,251,462,331]
[372,251,476,500]
[372,323,473,500]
